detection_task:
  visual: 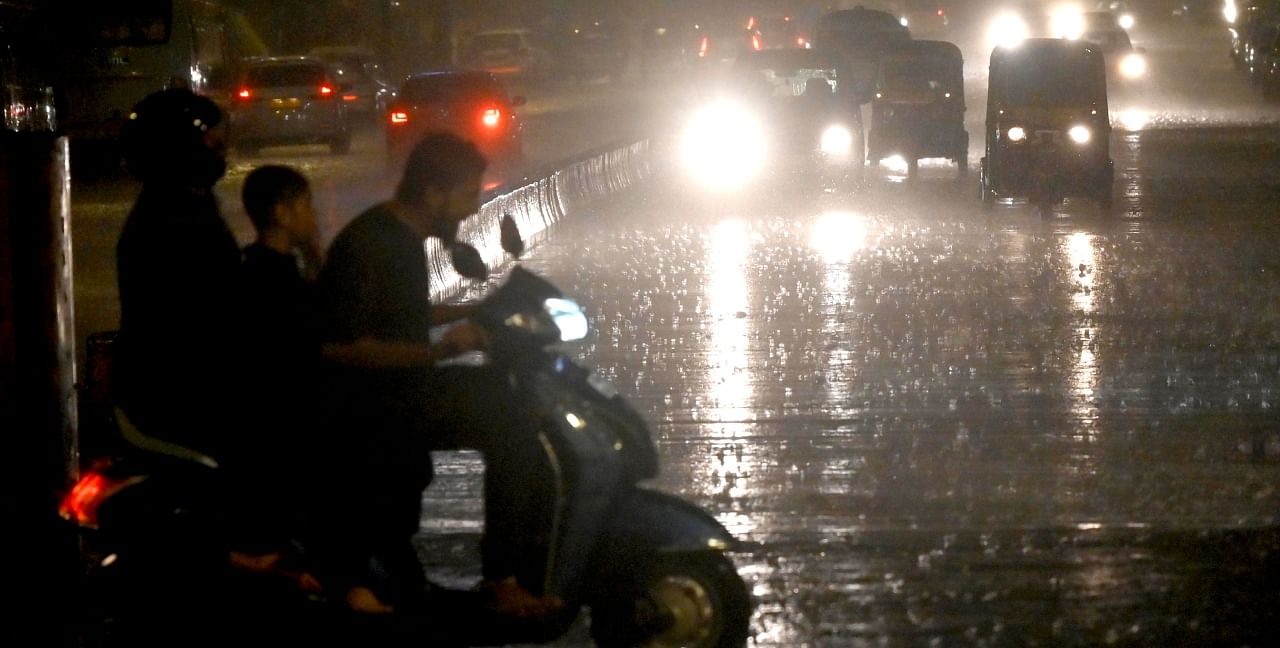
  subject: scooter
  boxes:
[61,216,752,647]
[436,217,753,647]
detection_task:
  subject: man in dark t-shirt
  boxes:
[315,134,557,619]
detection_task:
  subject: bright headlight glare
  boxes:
[544,298,588,342]
[899,16,909,27]
[989,13,1030,49]
[680,102,765,188]
[1051,7,1085,40]
[1068,125,1091,143]
[1119,53,1147,78]
[820,125,854,155]
[1007,126,1026,142]
[1225,0,1238,24]
[1118,13,1135,29]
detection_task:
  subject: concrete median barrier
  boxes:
[428,139,653,301]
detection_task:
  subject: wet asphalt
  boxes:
[420,17,1280,647]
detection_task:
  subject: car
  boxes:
[229,56,351,155]
[678,47,865,191]
[307,46,395,118]
[1078,14,1149,81]
[980,39,1113,214]
[385,70,525,168]
[463,29,552,81]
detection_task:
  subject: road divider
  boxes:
[428,139,653,301]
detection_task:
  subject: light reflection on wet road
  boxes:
[422,20,1280,641]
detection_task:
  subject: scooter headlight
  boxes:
[1068,125,1092,144]
[820,124,854,155]
[1119,52,1147,79]
[1007,126,1027,142]
[544,298,589,342]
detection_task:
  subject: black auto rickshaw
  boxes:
[980,39,1113,215]
[868,39,967,179]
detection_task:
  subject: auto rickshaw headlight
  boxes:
[1007,126,1027,142]
[820,125,854,155]
[1119,53,1147,79]
[1118,13,1135,30]
[1068,125,1091,144]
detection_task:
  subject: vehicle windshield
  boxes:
[247,64,326,88]
[882,57,958,93]
[736,53,840,98]
[996,51,1101,106]
[401,75,504,103]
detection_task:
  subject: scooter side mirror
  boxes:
[500,213,525,258]
[450,242,489,280]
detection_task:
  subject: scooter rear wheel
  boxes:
[590,552,751,648]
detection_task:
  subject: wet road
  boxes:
[419,18,1280,646]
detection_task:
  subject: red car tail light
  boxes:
[342,94,359,102]
[481,108,502,128]
[752,34,762,50]
[390,110,409,125]
[699,36,709,57]
[236,88,253,101]
[318,84,334,98]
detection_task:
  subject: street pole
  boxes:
[0,130,79,646]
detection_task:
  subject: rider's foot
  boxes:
[481,576,563,620]
[346,585,395,615]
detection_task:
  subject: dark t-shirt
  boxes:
[318,204,433,348]
[114,184,241,452]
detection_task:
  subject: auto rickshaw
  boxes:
[868,39,967,179]
[980,39,1113,215]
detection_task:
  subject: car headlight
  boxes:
[1119,52,1147,78]
[989,13,1030,49]
[544,298,588,342]
[1118,13,1135,29]
[680,101,766,189]
[1225,0,1238,24]
[1007,126,1027,142]
[1068,125,1091,144]
[820,125,854,155]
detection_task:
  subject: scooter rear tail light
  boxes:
[481,108,501,128]
[390,111,409,125]
[236,88,252,101]
[318,84,334,98]
[59,470,129,528]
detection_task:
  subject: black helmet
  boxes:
[120,88,226,185]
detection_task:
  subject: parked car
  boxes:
[463,29,552,81]
[229,56,351,155]
[307,46,394,118]
[386,70,525,167]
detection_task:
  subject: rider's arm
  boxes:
[322,323,485,369]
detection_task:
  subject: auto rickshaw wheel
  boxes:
[956,155,968,179]
[906,157,919,181]
[979,163,995,209]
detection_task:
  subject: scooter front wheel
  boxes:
[590,552,751,648]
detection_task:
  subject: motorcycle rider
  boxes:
[313,133,560,621]
[114,87,238,457]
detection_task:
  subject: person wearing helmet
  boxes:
[113,88,240,456]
